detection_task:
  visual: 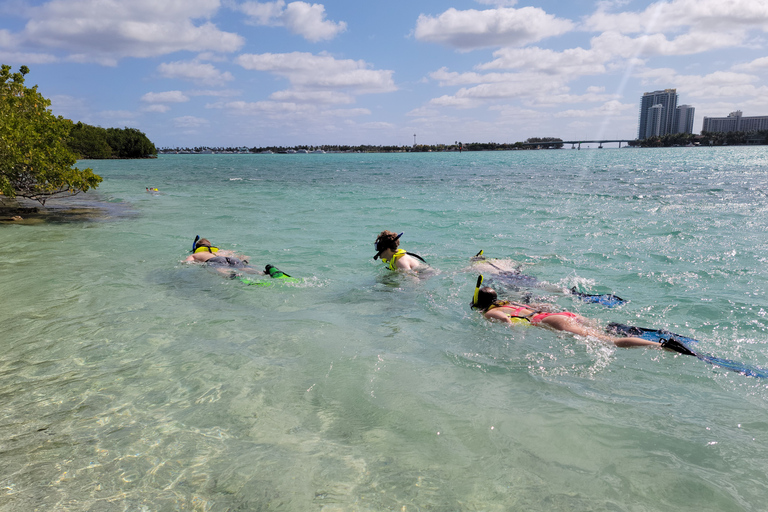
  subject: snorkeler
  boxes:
[373,231,427,271]
[471,250,626,307]
[185,236,253,269]
[471,276,768,377]
[470,277,660,348]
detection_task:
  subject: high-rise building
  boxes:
[702,111,768,133]
[637,89,678,139]
[673,105,695,134]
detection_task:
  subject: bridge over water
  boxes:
[522,139,637,149]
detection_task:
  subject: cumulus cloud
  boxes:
[7,0,243,65]
[238,1,346,42]
[174,115,209,128]
[582,0,768,61]
[141,91,191,103]
[269,90,355,104]
[158,60,234,86]
[235,51,396,105]
[143,104,171,113]
[584,0,768,35]
[637,68,765,100]
[414,6,573,51]
[554,100,632,118]
[479,46,607,76]
[207,99,319,119]
[733,56,768,72]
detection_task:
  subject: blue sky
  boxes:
[1,0,767,148]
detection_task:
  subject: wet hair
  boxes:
[375,230,401,253]
[471,286,502,311]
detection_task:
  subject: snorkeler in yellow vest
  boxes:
[185,236,252,268]
[373,231,427,271]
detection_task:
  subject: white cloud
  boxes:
[236,52,396,94]
[584,0,768,35]
[141,91,191,103]
[638,68,766,101]
[325,108,371,118]
[478,46,607,76]
[238,1,346,42]
[414,6,573,51]
[590,30,745,59]
[427,67,572,103]
[0,50,58,64]
[12,0,243,64]
[207,99,317,118]
[143,104,171,113]
[174,115,209,128]
[269,89,355,104]
[158,60,234,86]
[429,95,483,109]
[733,56,768,73]
[187,89,242,98]
[554,100,633,118]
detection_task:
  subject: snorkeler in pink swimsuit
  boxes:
[472,285,661,348]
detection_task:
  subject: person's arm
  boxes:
[484,309,513,323]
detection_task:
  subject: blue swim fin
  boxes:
[608,322,768,379]
[571,288,626,307]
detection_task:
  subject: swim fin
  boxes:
[660,338,697,356]
[609,322,768,379]
[571,287,626,307]
[265,264,300,282]
[606,322,699,345]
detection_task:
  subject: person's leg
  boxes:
[540,314,661,347]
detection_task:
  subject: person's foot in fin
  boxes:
[660,338,697,356]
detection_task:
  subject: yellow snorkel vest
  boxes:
[194,246,219,254]
[382,248,407,271]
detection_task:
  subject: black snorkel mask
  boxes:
[373,232,403,260]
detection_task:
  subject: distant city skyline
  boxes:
[1,0,768,147]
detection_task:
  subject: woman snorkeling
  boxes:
[471,278,661,348]
[185,236,258,271]
[373,231,427,271]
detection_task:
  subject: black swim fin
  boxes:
[660,338,697,356]
[606,322,700,345]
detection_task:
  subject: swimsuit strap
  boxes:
[488,302,535,321]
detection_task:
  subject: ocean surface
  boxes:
[3,147,768,511]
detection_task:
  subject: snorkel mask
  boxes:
[191,235,200,253]
[373,232,403,260]
[471,275,484,307]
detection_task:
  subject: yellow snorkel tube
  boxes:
[472,275,483,307]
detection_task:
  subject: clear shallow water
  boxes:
[2,148,768,511]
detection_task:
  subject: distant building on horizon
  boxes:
[702,110,768,133]
[638,89,681,139]
[674,105,695,134]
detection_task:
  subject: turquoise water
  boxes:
[2,148,768,511]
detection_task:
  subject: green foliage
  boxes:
[0,64,102,204]
[68,122,157,159]
[105,127,157,158]
[69,122,113,159]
